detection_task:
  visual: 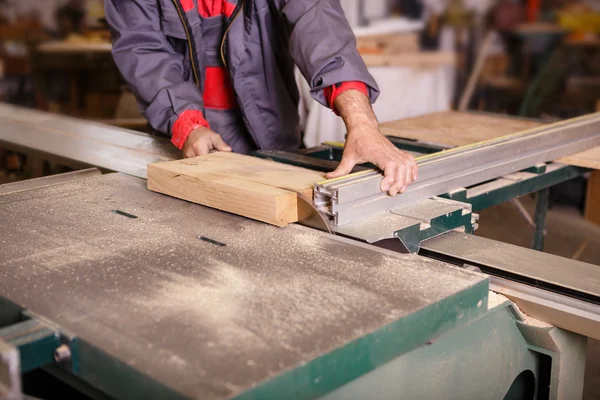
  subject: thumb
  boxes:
[210,133,232,152]
[326,155,356,179]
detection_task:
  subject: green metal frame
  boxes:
[0,297,187,400]
[394,201,476,254]
[1,268,586,400]
[235,278,489,399]
[323,299,587,400]
[0,270,490,400]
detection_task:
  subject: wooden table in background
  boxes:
[33,40,121,118]
[380,111,600,226]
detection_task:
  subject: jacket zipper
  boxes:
[220,0,244,69]
[219,0,262,149]
[171,0,201,87]
[171,0,261,148]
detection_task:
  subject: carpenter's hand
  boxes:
[326,126,418,195]
[326,88,418,196]
[182,127,232,158]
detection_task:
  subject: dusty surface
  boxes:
[0,173,486,399]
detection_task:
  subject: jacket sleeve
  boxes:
[273,0,380,108]
[104,0,208,141]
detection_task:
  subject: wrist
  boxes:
[325,82,369,115]
[336,90,379,131]
[343,112,379,132]
[171,110,210,150]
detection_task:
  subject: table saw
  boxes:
[0,104,599,400]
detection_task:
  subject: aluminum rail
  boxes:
[0,103,178,179]
[421,231,600,341]
[316,112,600,226]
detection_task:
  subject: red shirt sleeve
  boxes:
[324,81,369,115]
[171,110,210,150]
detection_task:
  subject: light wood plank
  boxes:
[361,52,456,68]
[148,163,298,227]
[559,147,600,170]
[147,152,325,227]
[380,111,544,146]
[150,152,324,198]
[585,170,600,226]
[380,111,600,169]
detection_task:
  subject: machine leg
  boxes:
[533,188,550,251]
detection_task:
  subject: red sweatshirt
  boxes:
[171,0,368,150]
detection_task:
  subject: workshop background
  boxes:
[1,0,600,399]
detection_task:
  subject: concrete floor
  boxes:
[475,195,600,400]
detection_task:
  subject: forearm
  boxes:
[328,88,418,195]
[105,0,206,138]
[333,89,379,133]
[274,0,380,108]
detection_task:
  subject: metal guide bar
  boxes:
[420,231,600,339]
[489,277,600,341]
[316,112,600,226]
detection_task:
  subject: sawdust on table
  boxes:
[0,173,491,399]
[489,291,552,328]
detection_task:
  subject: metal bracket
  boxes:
[0,313,77,377]
[334,197,478,253]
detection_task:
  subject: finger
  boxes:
[326,155,356,179]
[381,163,397,192]
[210,134,232,152]
[402,161,413,191]
[389,164,407,196]
[408,156,418,181]
[193,142,211,156]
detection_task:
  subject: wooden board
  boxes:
[361,52,456,68]
[147,152,325,227]
[356,33,419,55]
[586,170,600,226]
[559,147,600,170]
[380,111,600,169]
[380,111,545,146]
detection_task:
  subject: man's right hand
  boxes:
[182,127,232,158]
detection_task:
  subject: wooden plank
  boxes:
[147,152,325,227]
[585,170,600,226]
[356,33,419,54]
[559,148,600,170]
[380,111,600,169]
[380,111,544,146]
[361,52,456,68]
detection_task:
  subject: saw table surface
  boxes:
[0,173,487,399]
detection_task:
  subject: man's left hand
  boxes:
[327,89,418,196]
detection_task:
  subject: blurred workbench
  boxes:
[32,33,123,119]
[380,111,600,226]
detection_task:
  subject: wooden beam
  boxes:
[585,170,600,227]
[361,52,456,68]
[147,152,325,227]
